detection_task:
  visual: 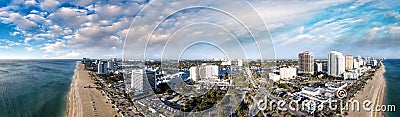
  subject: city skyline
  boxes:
[0,0,399,59]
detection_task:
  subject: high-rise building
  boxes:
[371,59,378,67]
[298,51,314,74]
[328,51,345,77]
[279,66,297,79]
[237,59,243,67]
[131,69,156,92]
[314,62,323,74]
[345,55,353,71]
[97,61,108,75]
[189,66,199,81]
[146,71,157,90]
[199,64,219,79]
[107,60,114,71]
[353,55,362,68]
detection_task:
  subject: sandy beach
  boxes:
[67,61,119,117]
[348,62,386,117]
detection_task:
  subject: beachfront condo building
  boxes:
[298,51,314,74]
[328,51,345,77]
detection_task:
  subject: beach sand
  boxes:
[67,61,119,117]
[348,62,386,117]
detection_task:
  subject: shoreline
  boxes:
[348,62,386,117]
[66,61,119,117]
[66,61,79,117]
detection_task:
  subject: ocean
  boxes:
[383,59,400,117]
[0,60,77,117]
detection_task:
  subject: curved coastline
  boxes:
[66,61,119,117]
[348,62,386,117]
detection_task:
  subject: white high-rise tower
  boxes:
[328,51,345,77]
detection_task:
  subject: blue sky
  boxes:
[0,0,399,59]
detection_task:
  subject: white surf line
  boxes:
[75,66,83,117]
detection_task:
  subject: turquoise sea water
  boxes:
[383,59,400,117]
[0,60,76,117]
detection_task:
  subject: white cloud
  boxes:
[30,10,40,14]
[24,38,33,44]
[40,0,60,11]
[365,26,385,40]
[10,32,20,36]
[41,41,66,53]
[25,47,34,52]
[0,46,10,49]
[48,7,87,28]
[64,51,80,58]
[94,4,124,20]
[25,13,49,24]
[25,0,38,6]
[1,13,39,31]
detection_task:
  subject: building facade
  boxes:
[107,60,114,71]
[314,62,323,74]
[280,67,297,79]
[189,66,199,81]
[344,72,359,80]
[97,61,108,75]
[199,64,219,79]
[345,55,353,71]
[328,51,345,77]
[268,73,280,82]
[131,69,156,93]
[298,51,314,74]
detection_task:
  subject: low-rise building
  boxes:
[301,87,320,96]
[343,71,359,80]
[279,66,297,79]
[268,73,280,82]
